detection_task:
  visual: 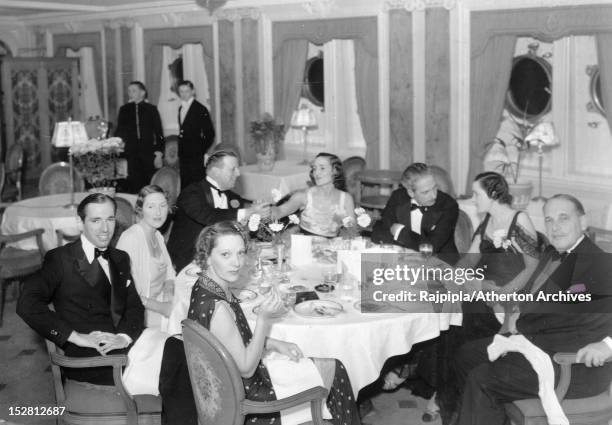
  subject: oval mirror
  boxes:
[168,56,183,95]
[505,54,552,121]
[302,55,324,107]
[590,66,605,115]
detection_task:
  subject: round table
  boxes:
[241,262,462,397]
[0,192,137,251]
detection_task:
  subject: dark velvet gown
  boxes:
[188,275,361,425]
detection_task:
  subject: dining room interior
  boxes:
[2,0,612,424]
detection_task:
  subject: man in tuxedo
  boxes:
[371,162,459,255]
[18,194,144,385]
[115,81,165,193]
[167,150,270,271]
[177,80,215,188]
[454,194,612,425]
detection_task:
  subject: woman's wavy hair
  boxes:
[474,172,513,206]
[194,221,250,271]
[134,184,169,217]
[309,152,347,191]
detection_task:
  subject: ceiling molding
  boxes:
[0,0,106,12]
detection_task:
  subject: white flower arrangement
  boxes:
[339,208,372,239]
[70,137,125,187]
[248,213,300,240]
[492,229,513,250]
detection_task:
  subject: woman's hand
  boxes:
[267,338,304,362]
[258,290,284,319]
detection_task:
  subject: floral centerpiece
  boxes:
[249,113,285,171]
[338,208,372,240]
[70,137,124,193]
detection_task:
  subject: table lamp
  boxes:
[525,122,559,201]
[290,105,317,165]
[51,119,88,209]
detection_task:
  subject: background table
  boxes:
[1,192,137,251]
[242,262,461,397]
[235,160,310,202]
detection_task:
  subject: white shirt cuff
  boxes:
[118,333,133,347]
[393,225,405,241]
[237,208,246,223]
[603,336,612,352]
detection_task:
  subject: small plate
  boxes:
[252,305,288,318]
[353,300,386,313]
[232,288,257,303]
[293,300,343,318]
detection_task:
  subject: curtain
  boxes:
[157,46,181,134]
[182,44,211,108]
[66,47,103,120]
[354,37,379,168]
[146,45,164,108]
[273,39,309,160]
[467,35,516,192]
[596,33,612,133]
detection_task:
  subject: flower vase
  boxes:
[256,139,276,172]
[88,186,116,197]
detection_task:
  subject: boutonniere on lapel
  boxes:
[230,199,240,209]
[430,224,437,231]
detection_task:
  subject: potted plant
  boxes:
[249,113,285,171]
[484,113,538,210]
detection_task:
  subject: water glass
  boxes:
[338,276,355,301]
[419,243,434,259]
[280,288,297,309]
[322,271,338,292]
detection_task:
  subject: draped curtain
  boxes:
[354,38,380,168]
[54,32,104,118]
[66,47,103,119]
[147,46,164,107]
[596,33,612,133]
[273,39,309,160]
[182,44,211,108]
[467,35,516,190]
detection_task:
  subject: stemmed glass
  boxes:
[419,243,433,260]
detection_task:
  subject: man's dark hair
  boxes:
[401,162,432,190]
[546,193,586,216]
[77,193,117,220]
[178,80,195,90]
[205,150,238,172]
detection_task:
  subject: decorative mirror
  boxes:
[505,54,552,121]
[587,65,605,115]
[302,54,324,107]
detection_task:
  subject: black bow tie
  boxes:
[411,204,428,213]
[549,249,568,262]
[211,185,227,196]
[94,248,110,260]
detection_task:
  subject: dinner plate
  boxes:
[232,288,257,303]
[293,300,343,318]
[252,305,288,318]
[353,300,387,313]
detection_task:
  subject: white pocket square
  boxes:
[126,279,131,287]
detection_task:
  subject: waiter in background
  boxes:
[115,81,165,193]
[177,80,215,189]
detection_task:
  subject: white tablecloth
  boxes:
[1,192,137,251]
[242,263,462,397]
[235,160,310,202]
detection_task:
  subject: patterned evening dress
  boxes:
[187,274,361,425]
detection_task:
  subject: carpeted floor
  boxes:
[0,285,441,425]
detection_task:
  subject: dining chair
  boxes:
[182,319,330,425]
[163,135,179,169]
[342,156,366,205]
[150,166,181,207]
[429,165,456,198]
[586,226,612,253]
[354,169,403,218]
[504,352,612,425]
[0,228,45,327]
[56,229,80,247]
[38,162,85,196]
[110,197,136,247]
[4,143,24,201]
[44,338,162,425]
[454,210,474,253]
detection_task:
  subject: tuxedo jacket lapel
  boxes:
[397,201,412,228]
[108,249,128,328]
[422,210,442,234]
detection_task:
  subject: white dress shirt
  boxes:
[206,176,246,222]
[179,97,194,125]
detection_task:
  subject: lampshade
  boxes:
[291,106,317,129]
[525,122,558,147]
[51,120,88,148]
